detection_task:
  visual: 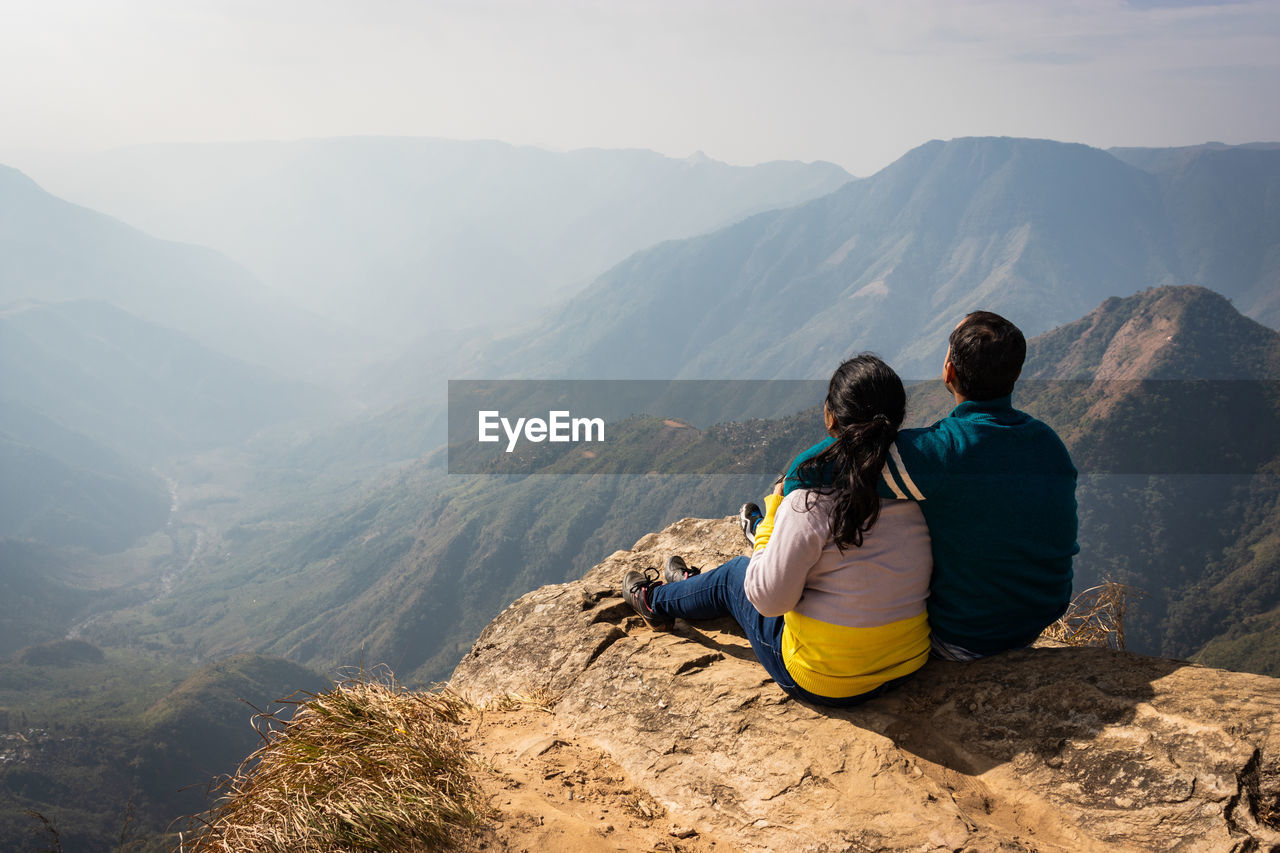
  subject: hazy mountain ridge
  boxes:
[0,300,320,463]
[1108,140,1280,175]
[258,136,1280,472]
[0,541,93,658]
[0,400,169,552]
[486,137,1276,381]
[11,138,853,344]
[1097,142,1280,326]
[1157,145,1280,327]
[0,165,336,379]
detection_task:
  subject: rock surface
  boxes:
[451,517,1280,852]
[465,701,740,852]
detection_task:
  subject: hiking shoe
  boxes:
[738,502,764,545]
[622,568,671,629]
[664,555,700,584]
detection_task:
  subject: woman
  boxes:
[621,354,932,707]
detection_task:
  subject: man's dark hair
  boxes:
[947,311,1026,400]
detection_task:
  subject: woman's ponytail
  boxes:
[796,355,906,550]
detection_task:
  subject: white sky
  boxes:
[2,0,1278,175]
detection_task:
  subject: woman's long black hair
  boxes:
[796,353,906,550]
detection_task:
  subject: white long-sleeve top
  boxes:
[744,490,932,628]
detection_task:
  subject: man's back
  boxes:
[882,395,1078,655]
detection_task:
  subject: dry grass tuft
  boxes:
[481,687,559,713]
[1042,580,1136,651]
[181,669,490,852]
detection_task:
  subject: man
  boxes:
[785,311,1078,659]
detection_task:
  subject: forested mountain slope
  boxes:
[88,286,1280,681]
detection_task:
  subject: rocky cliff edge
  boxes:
[451,516,1280,852]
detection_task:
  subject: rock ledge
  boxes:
[452,517,1280,852]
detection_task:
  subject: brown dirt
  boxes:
[463,704,740,853]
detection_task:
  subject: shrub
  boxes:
[1042,581,1135,650]
[181,669,489,852]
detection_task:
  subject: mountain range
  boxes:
[286,136,1280,472]
[2,134,1279,850]
[481,137,1279,382]
[0,165,337,380]
[10,138,852,343]
[0,300,316,463]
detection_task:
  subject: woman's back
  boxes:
[747,492,930,626]
[744,490,932,698]
[624,352,932,706]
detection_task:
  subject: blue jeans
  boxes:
[647,556,909,708]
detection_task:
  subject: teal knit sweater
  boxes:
[784,395,1078,655]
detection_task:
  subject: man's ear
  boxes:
[942,358,958,388]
